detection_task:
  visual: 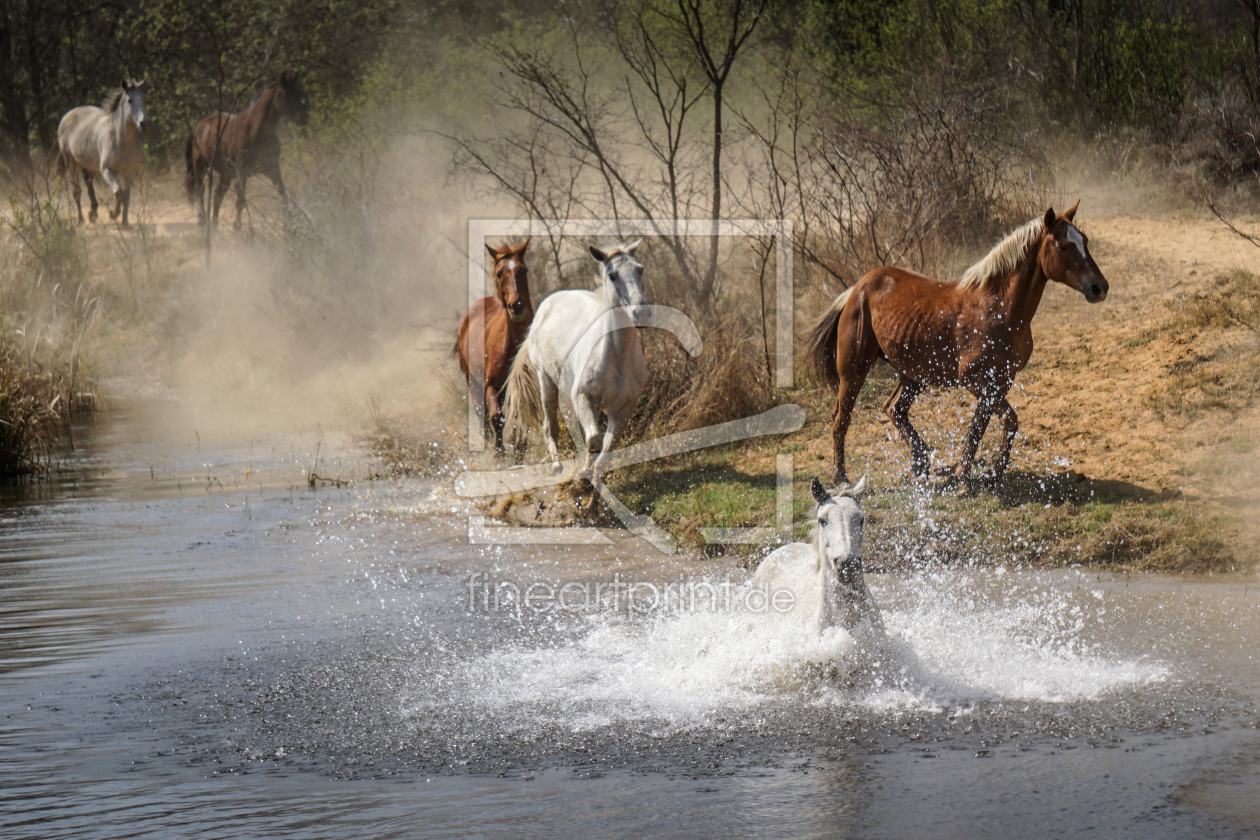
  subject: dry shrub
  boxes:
[630,314,776,440]
[0,338,71,477]
[756,61,1048,295]
[1173,79,1260,190]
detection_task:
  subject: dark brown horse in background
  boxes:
[808,202,1109,494]
[456,239,533,451]
[183,71,309,230]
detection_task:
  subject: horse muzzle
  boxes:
[1080,275,1109,303]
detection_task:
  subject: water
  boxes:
[0,400,1257,838]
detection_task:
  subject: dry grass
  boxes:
[0,337,74,477]
[1145,270,1260,423]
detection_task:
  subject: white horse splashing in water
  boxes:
[56,80,149,229]
[503,240,652,484]
[751,477,883,639]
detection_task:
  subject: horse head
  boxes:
[590,239,650,326]
[123,78,148,134]
[1040,201,1108,303]
[277,71,310,126]
[485,238,532,322]
[811,476,868,587]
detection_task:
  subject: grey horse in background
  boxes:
[56,80,149,229]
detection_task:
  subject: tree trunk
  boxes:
[702,79,723,307]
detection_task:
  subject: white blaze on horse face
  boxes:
[1064,224,1086,259]
[506,259,516,272]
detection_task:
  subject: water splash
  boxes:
[404,569,1168,732]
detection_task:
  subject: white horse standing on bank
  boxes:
[56,80,149,229]
[504,240,652,483]
[751,477,883,637]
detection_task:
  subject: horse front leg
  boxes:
[485,383,506,453]
[100,168,124,222]
[119,184,132,230]
[956,387,1009,495]
[233,175,247,232]
[571,392,603,485]
[264,164,290,209]
[591,411,626,480]
[886,376,929,478]
[211,174,232,228]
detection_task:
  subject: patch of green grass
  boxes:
[1049,500,1243,572]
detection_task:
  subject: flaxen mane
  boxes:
[957,217,1045,289]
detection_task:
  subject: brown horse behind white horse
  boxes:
[455,239,533,451]
[56,80,149,229]
[808,202,1109,494]
[184,71,309,230]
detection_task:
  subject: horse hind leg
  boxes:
[82,170,99,223]
[539,372,563,475]
[828,290,880,487]
[991,398,1019,482]
[66,162,84,223]
[886,375,929,478]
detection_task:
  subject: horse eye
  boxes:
[818,518,826,526]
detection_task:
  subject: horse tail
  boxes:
[502,334,541,439]
[183,134,197,203]
[806,287,854,391]
[54,144,68,180]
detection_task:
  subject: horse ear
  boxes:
[485,243,499,260]
[134,78,146,88]
[590,245,607,263]
[1062,199,1080,222]
[1043,207,1057,230]
[811,477,830,505]
[849,475,868,498]
[624,238,643,256]
[517,237,530,255]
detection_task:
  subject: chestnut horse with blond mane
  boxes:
[808,202,1109,493]
[456,239,533,451]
